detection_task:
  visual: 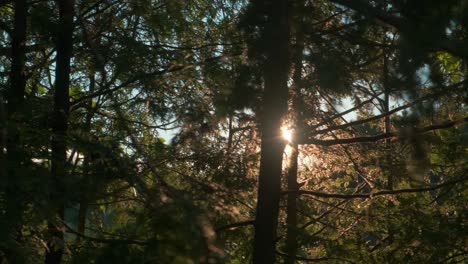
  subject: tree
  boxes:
[45,1,74,263]
[244,0,291,263]
[1,0,27,258]
[0,0,466,263]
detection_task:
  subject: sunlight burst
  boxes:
[281,127,292,142]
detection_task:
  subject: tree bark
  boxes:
[284,3,304,261]
[2,0,27,252]
[382,44,395,248]
[7,0,26,116]
[77,73,95,242]
[284,4,304,264]
[252,0,290,263]
[284,143,299,264]
[383,52,392,190]
[45,1,74,263]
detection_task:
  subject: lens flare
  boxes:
[281,127,292,142]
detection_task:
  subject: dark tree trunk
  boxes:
[76,196,87,241]
[45,0,74,263]
[3,0,27,251]
[382,48,395,247]
[284,143,299,264]
[7,0,26,116]
[252,0,290,263]
[284,3,304,261]
[383,53,392,190]
[76,73,95,242]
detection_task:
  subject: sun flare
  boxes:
[281,127,292,142]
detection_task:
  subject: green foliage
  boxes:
[0,0,467,263]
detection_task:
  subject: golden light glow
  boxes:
[281,127,292,142]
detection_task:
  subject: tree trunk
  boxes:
[382,48,395,248]
[383,53,392,190]
[252,0,290,263]
[76,73,95,242]
[284,3,304,261]
[3,0,27,252]
[7,0,26,116]
[45,1,74,263]
[284,143,299,264]
[76,196,87,241]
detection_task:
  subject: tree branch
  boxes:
[305,81,466,137]
[330,0,468,59]
[331,0,403,28]
[276,250,355,263]
[71,55,232,108]
[63,223,152,245]
[284,177,467,199]
[300,117,467,146]
[215,220,255,232]
[310,91,384,131]
[0,0,11,7]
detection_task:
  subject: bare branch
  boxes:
[64,223,152,245]
[300,117,467,146]
[310,91,384,131]
[284,177,467,199]
[215,220,255,232]
[71,55,232,108]
[305,81,466,137]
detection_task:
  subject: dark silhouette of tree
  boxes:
[246,0,291,263]
[46,0,74,263]
[2,0,26,259]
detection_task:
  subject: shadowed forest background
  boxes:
[0,0,467,263]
